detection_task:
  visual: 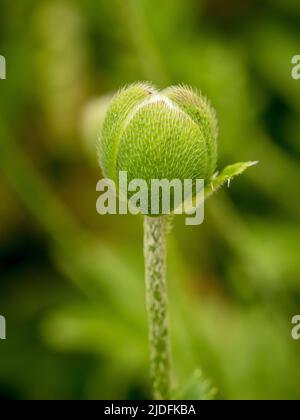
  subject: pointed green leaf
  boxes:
[171,370,217,400]
[205,161,258,201]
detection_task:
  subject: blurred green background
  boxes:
[0,0,300,400]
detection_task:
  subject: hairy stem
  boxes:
[143,216,171,400]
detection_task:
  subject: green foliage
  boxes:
[0,0,300,401]
[171,370,216,401]
[205,161,258,201]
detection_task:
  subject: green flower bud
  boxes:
[98,82,218,185]
[97,82,257,214]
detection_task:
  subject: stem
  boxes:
[143,216,171,400]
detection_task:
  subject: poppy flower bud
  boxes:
[97,82,256,215]
[98,82,218,184]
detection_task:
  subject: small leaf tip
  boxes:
[248,160,259,167]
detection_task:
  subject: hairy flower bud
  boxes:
[98,82,217,185]
[97,82,256,214]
